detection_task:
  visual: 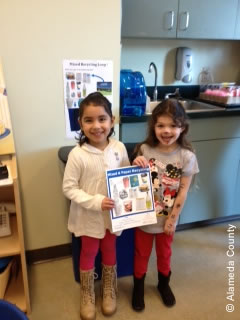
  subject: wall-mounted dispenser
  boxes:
[175,47,193,83]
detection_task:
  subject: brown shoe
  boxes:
[101,264,117,316]
[80,269,96,320]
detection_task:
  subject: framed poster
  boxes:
[0,59,15,155]
[106,166,157,232]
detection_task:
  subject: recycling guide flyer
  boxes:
[62,59,113,139]
[106,165,157,232]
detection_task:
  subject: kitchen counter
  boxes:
[120,106,240,123]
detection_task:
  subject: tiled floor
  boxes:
[28,220,240,320]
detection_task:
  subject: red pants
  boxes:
[134,228,174,278]
[80,229,117,270]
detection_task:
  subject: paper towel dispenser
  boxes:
[175,47,193,83]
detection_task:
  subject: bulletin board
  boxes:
[0,58,15,155]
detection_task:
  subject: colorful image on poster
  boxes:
[97,81,112,96]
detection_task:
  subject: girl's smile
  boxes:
[79,104,114,150]
[155,115,184,151]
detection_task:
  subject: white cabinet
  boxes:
[179,138,240,224]
[179,116,240,224]
[178,0,238,39]
[122,0,178,38]
[122,0,239,40]
[234,0,240,39]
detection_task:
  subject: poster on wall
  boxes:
[106,165,157,232]
[0,59,15,155]
[62,59,113,139]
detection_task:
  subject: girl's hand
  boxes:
[101,197,115,211]
[133,156,148,168]
[164,218,176,236]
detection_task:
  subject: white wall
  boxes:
[1,1,239,251]
[121,38,240,86]
[0,0,121,250]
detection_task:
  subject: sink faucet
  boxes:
[148,62,158,101]
[165,88,181,99]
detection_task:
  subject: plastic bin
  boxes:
[68,108,80,131]
[120,69,147,116]
[0,300,28,320]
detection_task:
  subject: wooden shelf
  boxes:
[0,62,30,314]
[4,266,27,313]
[0,216,20,257]
[0,185,14,202]
[0,154,17,180]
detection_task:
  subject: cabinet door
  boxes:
[234,0,240,39]
[120,122,148,142]
[179,138,240,224]
[121,0,178,38]
[177,0,238,39]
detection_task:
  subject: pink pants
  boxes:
[80,229,117,270]
[134,228,174,278]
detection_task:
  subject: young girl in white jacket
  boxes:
[63,92,129,320]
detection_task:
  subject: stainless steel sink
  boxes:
[180,99,225,113]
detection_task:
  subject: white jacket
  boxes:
[62,138,130,238]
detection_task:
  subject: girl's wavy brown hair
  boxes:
[133,99,194,157]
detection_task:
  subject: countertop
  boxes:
[120,107,240,123]
[120,85,240,123]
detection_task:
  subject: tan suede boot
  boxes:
[101,264,117,316]
[80,269,96,320]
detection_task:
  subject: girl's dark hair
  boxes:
[77,92,114,145]
[133,98,193,157]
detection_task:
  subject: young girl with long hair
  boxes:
[63,92,129,320]
[131,99,199,311]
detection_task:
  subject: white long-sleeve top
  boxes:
[62,138,130,238]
